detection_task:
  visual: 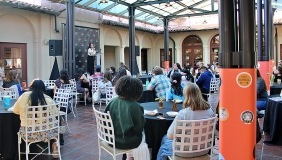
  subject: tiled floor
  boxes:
[32,98,282,160]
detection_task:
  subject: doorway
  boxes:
[0,43,27,83]
[160,48,172,68]
[182,35,203,69]
[141,49,148,72]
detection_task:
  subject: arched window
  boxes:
[182,35,203,68]
[210,34,219,64]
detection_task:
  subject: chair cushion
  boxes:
[168,154,210,160]
[100,141,133,155]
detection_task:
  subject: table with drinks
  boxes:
[141,101,182,160]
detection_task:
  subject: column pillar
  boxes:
[65,0,75,77]
[175,47,182,65]
[136,46,142,72]
[164,18,170,70]
[128,6,139,75]
[203,45,209,65]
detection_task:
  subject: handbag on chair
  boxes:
[93,89,101,102]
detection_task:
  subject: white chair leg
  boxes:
[84,92,87,106]
[65,114,71,133]
[18,134,21,160]
[48,141,50,154]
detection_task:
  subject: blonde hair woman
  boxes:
[0,59,5,86]
[157,83,215,160]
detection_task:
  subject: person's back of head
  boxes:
[59,69,70,84]
[5,70,17,82]
[183,83,210,111]
[110,66,116,73]
[96,65,101,73]
[29,79,47,106]
[153,67,163,75]
[74,68,84,81]
[115,76,143,101]
[171,72,183,96]
[103,71,113,83]
[113,68,127,85]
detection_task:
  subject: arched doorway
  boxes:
[210,34,219,64]
[182,35,203,68]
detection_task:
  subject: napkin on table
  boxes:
[8,107,14,112]
[144,109,158,115]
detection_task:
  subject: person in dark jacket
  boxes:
[196,66,213,101]
[257,69,268,111]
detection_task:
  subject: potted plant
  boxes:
[270,75,275,86]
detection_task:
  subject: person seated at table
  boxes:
[98,71,113,98]
[74,68,90,102]
[54,69,72,92]
[91,65,103,79]
[112,68,127,86]
[167,63,182,81]
[167,72,184,102]
[273,65,282,82]
[109,66,117,78]
[257,69,268,111]
[148,66,170,100]
[157,83,215,160]
[181,68,194,85]
[104,76,145,159]
[2,70,19,88]
[196,66,213,101]
[13,79,61,156]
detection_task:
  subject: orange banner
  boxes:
[164,61,169,71]
[219,68,256,160]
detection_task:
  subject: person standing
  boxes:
[87,43,96,75]
[0,59,5,86]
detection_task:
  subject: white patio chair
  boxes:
[70,78,86,107]
[202,78,220,102]
[58,83,77,117]
[168,117,217,160]
[54,88,72,133]
[93,107,134,160]
[94,86,117,111]
[148,71,152,75]
[18,103,61,160]
[42,80,56,87]
[92,78,100,105]
[0,87,18,100]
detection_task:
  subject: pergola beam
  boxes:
[137,6,164,18]
[133,0,180,7]
[101,2,117,12]
[117,9,128,16]
[166,10,218,19]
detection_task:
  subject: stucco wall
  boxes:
[1,5,279,83]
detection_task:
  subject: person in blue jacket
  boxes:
[196,66,213,101]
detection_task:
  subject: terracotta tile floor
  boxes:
[31,96,282,160]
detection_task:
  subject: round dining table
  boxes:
[0,99,19,160]
[140,101,183,160]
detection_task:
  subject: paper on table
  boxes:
[269,97,282,102]
[47,86,55,89]
[144,109,158,115]
[7,107,14,112]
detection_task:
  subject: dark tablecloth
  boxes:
[137,87,155,103]
[0,99,19,160]
[263,95,282,145]
[141,101,182,160]
[270,82,282,95]
[138,75,153,84]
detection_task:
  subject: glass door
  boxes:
[0,43,27,83]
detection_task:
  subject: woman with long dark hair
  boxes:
[54,69,72,92]
[87,43,96,75]
[13,79,61,157]
[167,72,184,101]
[74,68,90,101]
[112,68,127,86]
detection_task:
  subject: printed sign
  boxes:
[240,110,254,124]
[219,107,229,121]
[236,72,252,88]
